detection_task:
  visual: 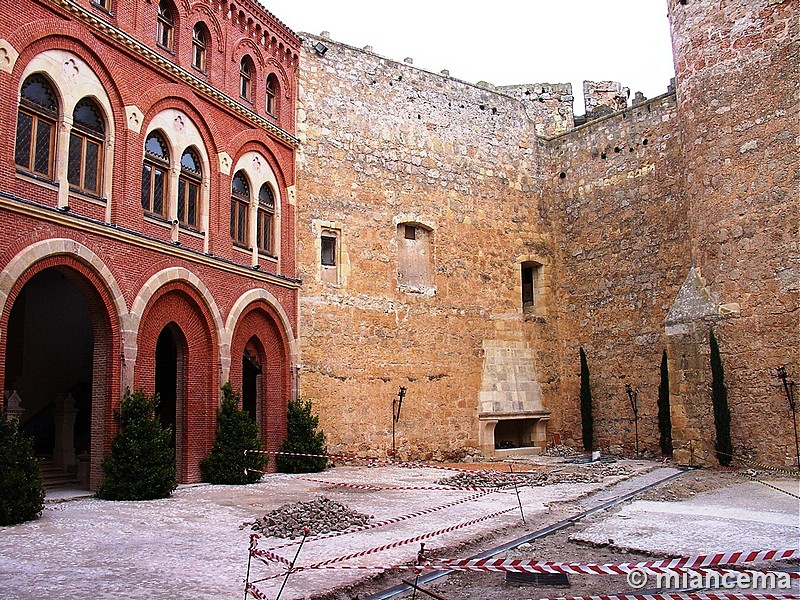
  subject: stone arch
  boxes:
[0,240,124,490]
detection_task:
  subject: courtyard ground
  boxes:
[0,457,797,600]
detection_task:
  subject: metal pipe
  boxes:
[364,468,690,600]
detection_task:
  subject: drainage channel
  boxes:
[364,467,691,600]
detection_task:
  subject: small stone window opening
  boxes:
[404,225,416,240]
[521,261,542,314]
[321,235,337,267]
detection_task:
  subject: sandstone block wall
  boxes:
[547,93,689,455]
[667,0,799,465]
[295,35,563,459]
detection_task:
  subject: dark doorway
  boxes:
[242,348,261,426]
[4,267,94,486]
[155,325,178,449]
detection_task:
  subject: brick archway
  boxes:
[229,299,292,470]
[0,252,121,491]
[134,281,218,483]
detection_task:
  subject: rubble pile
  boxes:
[542,444,583,458]
[437,463,632,488]
[435,470,542,488]
[246,496,371,538]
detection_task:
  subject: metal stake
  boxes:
[243,536,255,600]
[391,386,406,460]
[275,528,309,600]
[777,366,799,471]
[625,384,640,458]
[509,464,526,524]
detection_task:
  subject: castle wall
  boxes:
[295,35,565,459]
[547,94,689,455]
[665,0,799,466]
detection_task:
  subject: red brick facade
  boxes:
[0,0,300,488]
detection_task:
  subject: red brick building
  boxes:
[0,0,301,489]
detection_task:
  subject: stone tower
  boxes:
[665,0,799,465]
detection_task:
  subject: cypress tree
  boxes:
[97,389,177,500]
[709,330,732,466]
[0,411,45,525]
[200,382,266,484]
[579,347,593,451]
[657,350,673,456]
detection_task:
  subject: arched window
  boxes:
[15,74,58,178]
[265,74,278,116]
[256,184,275,254]
[157,1,174,50]
[141,131,169,217]
[178,147,201,228]
[68,98,105,195]
[192,24,207,72]
[239,57,253,102]
[231,170,250,245]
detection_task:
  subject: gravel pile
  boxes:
[436,464,631,488]
[435,471,536,488]
[246,496,371,538]
[543,444,583,458]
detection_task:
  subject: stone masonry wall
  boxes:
[295,35,564,459]
[667,0,799,465]
[546,93,689,456]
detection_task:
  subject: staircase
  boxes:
[39,457,83,490]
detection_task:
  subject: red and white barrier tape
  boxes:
[245,449,514,474]
[301,506,519,568]
[262,487,507,553]
[426,549,800,575]
[529,594,798,600]
[293,476,515,492]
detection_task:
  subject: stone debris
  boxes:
[245,496,371,538]
[436,464,631,488]
[543,444,584,458]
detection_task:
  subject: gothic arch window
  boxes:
[192,23,208,72]
[265,74,278,116]
[15,74,58,178]
[239,56,254,102]
[157,1,175,51]
[256,184,275,254]
[68,98,105,196]
[141,130,170,217]
[178,147,201,228]
[231,170,250,246]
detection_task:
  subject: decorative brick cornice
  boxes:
[45,0,299,148]
[0,192,301,290]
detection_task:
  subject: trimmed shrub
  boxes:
[579,347,593,451]
[97,389,177,500]
[0,411,45,525]
[200,382,266,484]
[657,349,673,456]
[710,330,732,466]
[277,399,328,473]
